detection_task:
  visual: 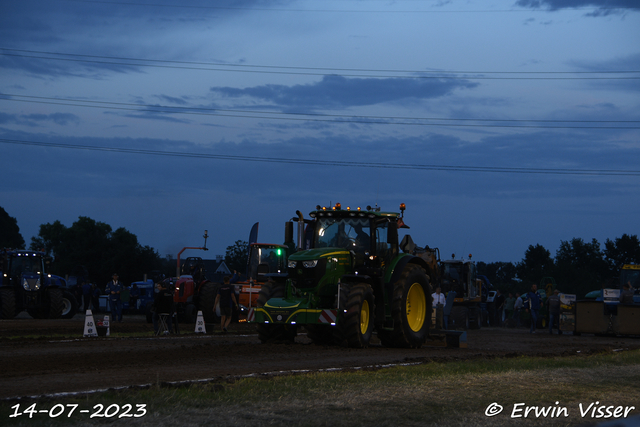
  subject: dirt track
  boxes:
[1,313,639,400]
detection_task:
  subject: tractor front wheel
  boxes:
[46,288,64,319]
[256,280,296,343]
[343,283,375,348]
[0,288,17,319]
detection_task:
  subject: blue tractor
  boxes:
[0,249,64,319]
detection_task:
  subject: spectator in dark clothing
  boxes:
[153,280,174,334]
[526,284,542,334]
[214,276,238,333]
[494,290,505,326]
[81,281,93,311]
[92,285,102,312]
[230,270,241,322]
[105,273,123,322]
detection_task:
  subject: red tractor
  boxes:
[173,256,220,323]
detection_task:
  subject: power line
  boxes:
[2,138,639,176]
[3,94,639,129]
[2,49,639,80]
[60,0,640,14]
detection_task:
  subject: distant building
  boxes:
[167,256,231,282]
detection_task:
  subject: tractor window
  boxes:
[10,256,43,275]
[316,218,370,250]
[443,264,460,282]
[249,246,286,279]
[374,221,390,259]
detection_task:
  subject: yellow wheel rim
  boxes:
[406,283,426,332]
[360,299,370,335]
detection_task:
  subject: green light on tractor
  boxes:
[277,249,282,256]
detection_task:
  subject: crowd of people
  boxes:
[430,283,572,334]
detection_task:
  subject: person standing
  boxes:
[81,281,93,311]
[92,284,102,312]
[214,276,238,333]
[431,287,446,307]
[152,279,174,334]
[513,292,524,327]
[547,289,562,334]
[494,290,505,326]
[503,292,516,324]
[620,282,634,304]
[105,273,123,322]
[526,284,541,334]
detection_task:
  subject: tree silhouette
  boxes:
[0,207,25,249]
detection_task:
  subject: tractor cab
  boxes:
[181,257,206,284]
[440,256,479,302]
[247,243,288,283]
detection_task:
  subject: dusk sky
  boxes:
[1,0,639,265]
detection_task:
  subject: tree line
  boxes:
[1,207,249,287]
[478,235,640,297]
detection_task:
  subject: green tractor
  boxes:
[250,203,438,348]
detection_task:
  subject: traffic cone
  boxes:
[194,310,206,333]
[103,315,110,336]
[83,309,98,337]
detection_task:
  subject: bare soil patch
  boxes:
[1,313,638,400]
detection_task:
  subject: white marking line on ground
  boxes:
[49,334,259,343]
[2,362,422,401]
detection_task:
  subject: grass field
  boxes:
[3,350,639,426]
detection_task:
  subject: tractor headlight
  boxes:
[303,260,318,268]
[288,260,297,268]
[35,278,41,290]
[22,278,29,290]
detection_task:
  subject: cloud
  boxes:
[568,53,640,92]
[515,0,639,15]
[210,75,478,110]
[0,112,80,126]
[154,95,191,106]
[0,0,294,78]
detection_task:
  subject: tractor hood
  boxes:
[287,248,351,292]
[21,272,42,291]
[289,247,350,262]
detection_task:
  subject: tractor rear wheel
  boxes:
[0,288,17,319]
[343,283,375,348]
[46,288,64,319]
[256,280,296,343]
[61,290,79,319]
[184,303,197,323]
[378,264,431,348]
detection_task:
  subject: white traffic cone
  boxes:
[103,315,111,336]
[83,309,98,337]
[195,310,206,334]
